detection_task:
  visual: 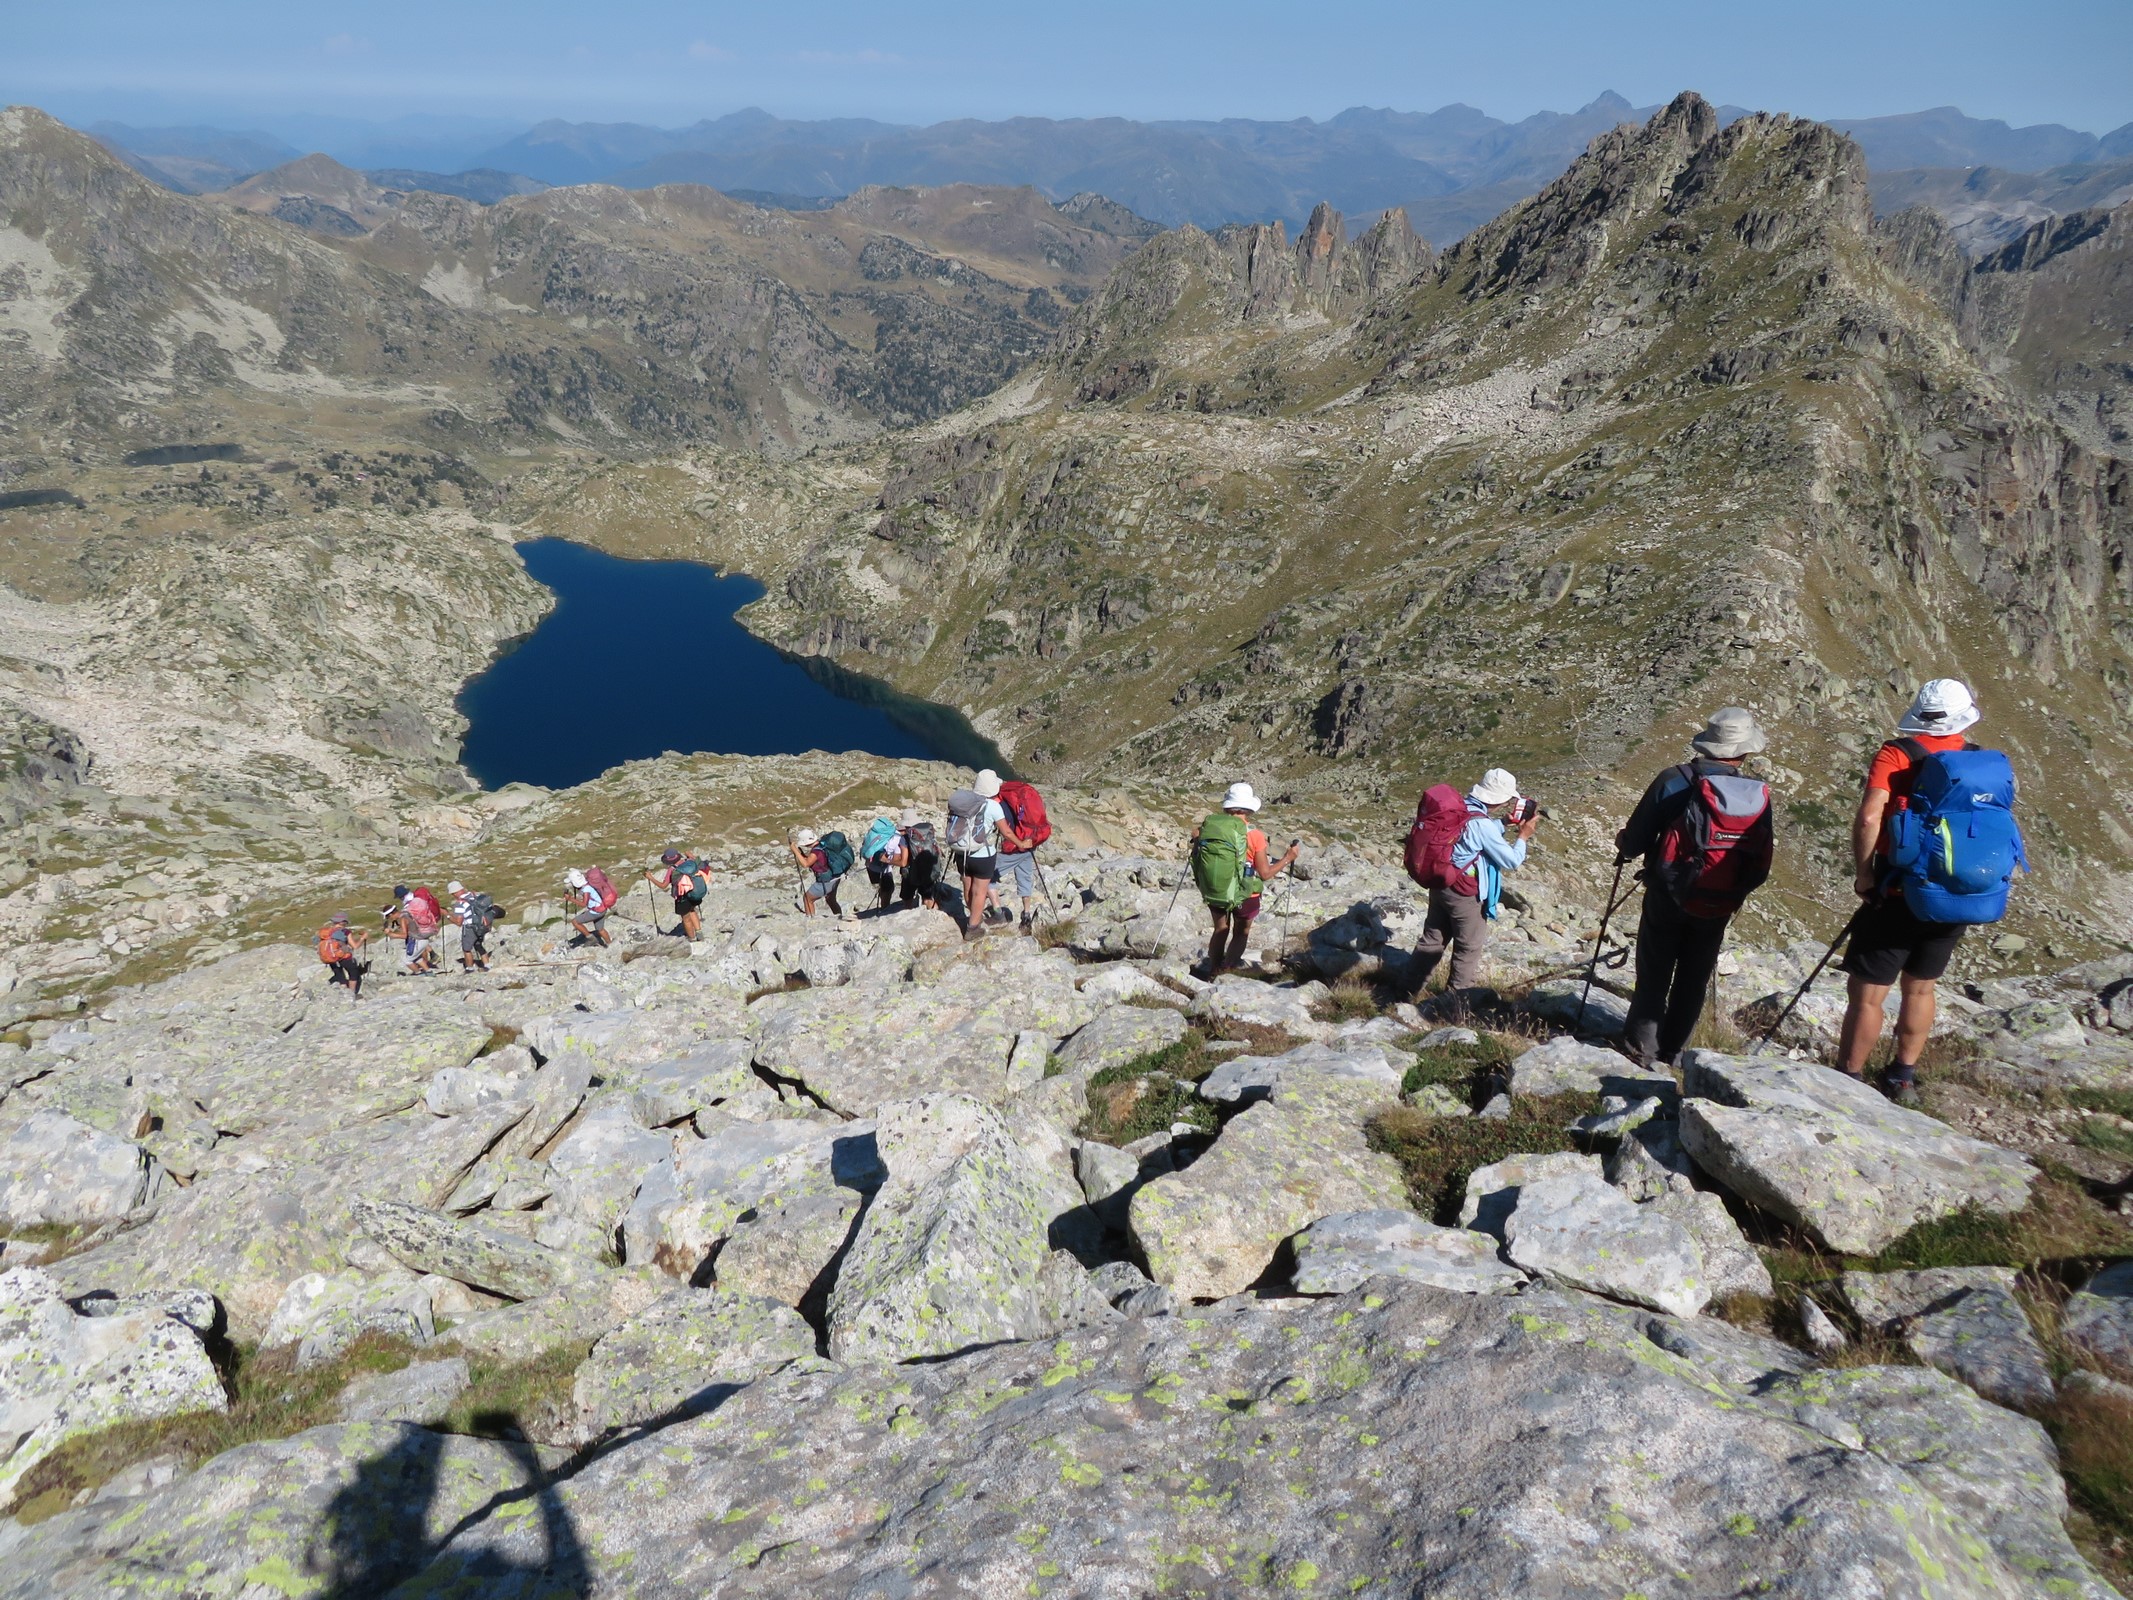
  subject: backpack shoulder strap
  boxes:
[1889,736,1928,765]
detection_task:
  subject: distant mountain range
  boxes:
[80,96,2133,246]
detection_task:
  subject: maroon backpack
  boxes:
[1654,768,1773,918]
[1404,784,1479,895]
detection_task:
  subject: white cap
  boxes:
[1470,768,1519,806]
[1221,781,1262,812]
[565,868,586,889]
[973,769,1002,798]
[1897,678,1980,736]
[447,881,465,895]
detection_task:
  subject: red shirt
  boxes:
[1866,731,1966,853]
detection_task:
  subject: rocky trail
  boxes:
[2,832,2133,1597]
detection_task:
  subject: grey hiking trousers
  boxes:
[1410,887,1489,991]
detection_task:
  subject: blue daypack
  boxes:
[861,817,899,861]
[1883,740,2027,924]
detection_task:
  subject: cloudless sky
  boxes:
[9,0,2133,138]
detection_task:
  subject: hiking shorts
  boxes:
[327,957,360,986]
[1206,893,1263,924]
[810,873,841,897]
[406,937,431,965]
[1841,895,1964,986]
[674,893,703,915]
[461,923,487,954]
[575,907,609,930]
[997,850,1035,897]
[962,853,999,883]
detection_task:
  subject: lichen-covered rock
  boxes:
[1198,1039,1402,1106]
[1647,1186,1772,1301]
[1509,1034,1667,1099]
[620,1119,881,1277]
[1503,1171,1710,1318]
[2063,1259,2133,1369]
[827,1095,1091,1362]
[1842,1266,2056,1410]
[1458,1149,1604,1237]
[751,941,1094,1114]
[1188,974,1326,1039]
[572,1288,819,1437]
[1054,1003,1186,1078]
[1290,1208,1526,1295]
[1678,1052,2035,1253]
[0,1111,162,1229]
[1130,1075,1404,1300]
[491,1051,594,1161]
[0,1421,543,1597]
[712,1187,863,1308]
[352,1197,602,1302]
[1522,979,1630,1036]
[536,1108,671,1251]
[0,1267,225,1511]
[335,1356,469,1425]
[438,1268,671,1364]
[260,1269,433,1368]
[422,1064,524,1117]
[394,1282,2113,1600]
[1075,963,1185,1009]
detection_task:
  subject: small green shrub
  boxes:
[1367,1092,1602,1224]
[1310,975,1380,1024]
[1079,1034,1221,1145]
[1397,1034,1515,1106]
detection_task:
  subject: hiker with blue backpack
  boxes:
[860,814,911,914]
[787,826,857,921]
[1613,708,1774,1067]
[1191,782,1298,976]
[1836,679,2026,1102]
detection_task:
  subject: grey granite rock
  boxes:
[0,1110,162,1229]
[1458,1149,1604,1238]
[335,1356,470,1425]
[1290,1208,1526,1295]
[572,1288,819,1437]
[1503,1171,1710,1317]
[1055,1003,1187,1078]
[1843,1267,2056,1411]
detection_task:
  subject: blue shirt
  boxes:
[1450,801,1526,918]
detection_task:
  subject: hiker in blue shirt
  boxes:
[1410,767,1536,998]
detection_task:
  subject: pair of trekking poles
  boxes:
[1580,856,1862,1054]
[1146,838,1303,964]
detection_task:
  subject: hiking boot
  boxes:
[1019,912,1034,934]
[1878,1066,1920,1107]
[962,926,987,943]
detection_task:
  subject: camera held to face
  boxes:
[1506,796,1548,825]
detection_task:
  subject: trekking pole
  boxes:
[1032,850,1062,927]
[1753,905,1864,1055]
[645,878,663,938]
[1577,858,1631,1038]
[1149,851,1191,960]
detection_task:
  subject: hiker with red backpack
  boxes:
[994,777,1054,933]
[646,849,710,941]
[1836,680,2024,1103]
[401,885,442,974]
[316,913,367,999]
[1613,708,1774,1067]
[565,865,619,948]
[1404,768,1535,1002]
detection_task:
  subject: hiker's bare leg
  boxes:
[1892,974,1936,1067]
[1205,910,1231,971]
[1837,975,1891,1075]
[967,877,989,927]
[1223,913,1251,969]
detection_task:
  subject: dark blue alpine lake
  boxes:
[456,538,1004,791]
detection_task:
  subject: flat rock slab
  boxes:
[1511,1035,1673,1102]
[0,1267,226,1511]
[1459,1150,1604,1238]
[0,1110,162,1229]
[336,1356,470,1425]
[1131,1075,1405,1301]
[0,1421,542,1597]
[622,1119,881,1278]
[1055,1004,1188,1078]
[1291,1208,1526,1296]
[2063,1260,2133,1369]
[1843,1267,2056,1411]
[1075,964,1186,1010]
[1504,1171,1711,1318]
[1678,1051,2035,1254]
[393,1283,2110,1600]
[752,946,1094,1115]
[1648,1187,1772,1301]
[353,1196,603,1302]
[573,1288,818,1437]
[1189,975,1327,1039]
[1522,979,1630,1037]
[1199,1040,1401,1107]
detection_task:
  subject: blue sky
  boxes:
[10,0,2133,136]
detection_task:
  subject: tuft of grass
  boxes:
[1367,1092,1603,1225]
[1078,1034,1221,1146]
[1,1221,101,1268]
[2076,1119,2133,1161]
[1035,916,1080,951]
[1310,974,1381,1025]
[2050,1382,2133,1585]
[1398,1033,1516,1107]
[440,1341,587,1442]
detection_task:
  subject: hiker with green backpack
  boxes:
[1191,782,1298,977]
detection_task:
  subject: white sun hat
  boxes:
[973,769,1003,798]
[1470,768,1519,806]
[793,827,818,848]
[1897,678,1980,737]
[447,881,465,895]
[1222,781,1262,812]
[565,868,586,889]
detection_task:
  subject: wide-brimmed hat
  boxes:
[793,827,818,848]
[1470,768,1518,806]
[1692,706,1767,759]
[1897,678,1980,736]
[660,848,681,864]
[1221,781,1262,812]
[973,769,1002,798]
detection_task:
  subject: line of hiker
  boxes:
[1387,676,2024,1102]
[322,881,507,998]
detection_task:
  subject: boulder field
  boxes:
[1,844,2130,1597]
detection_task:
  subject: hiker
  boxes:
[1836,679,2025,1102]
[401,884,441,974]
[859,816,910,914]
[995,777,1053,933]
[946,770,1011,938]
[316,912,367,998]
[449,880,499,972]
[787,827,855,920]
[1190,782,1298,975]
[1406,767,1536,1001]
[566,865,618,948]
[645,849,708,941]
[1614,707,1775,1067]
[897,808,943,910]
